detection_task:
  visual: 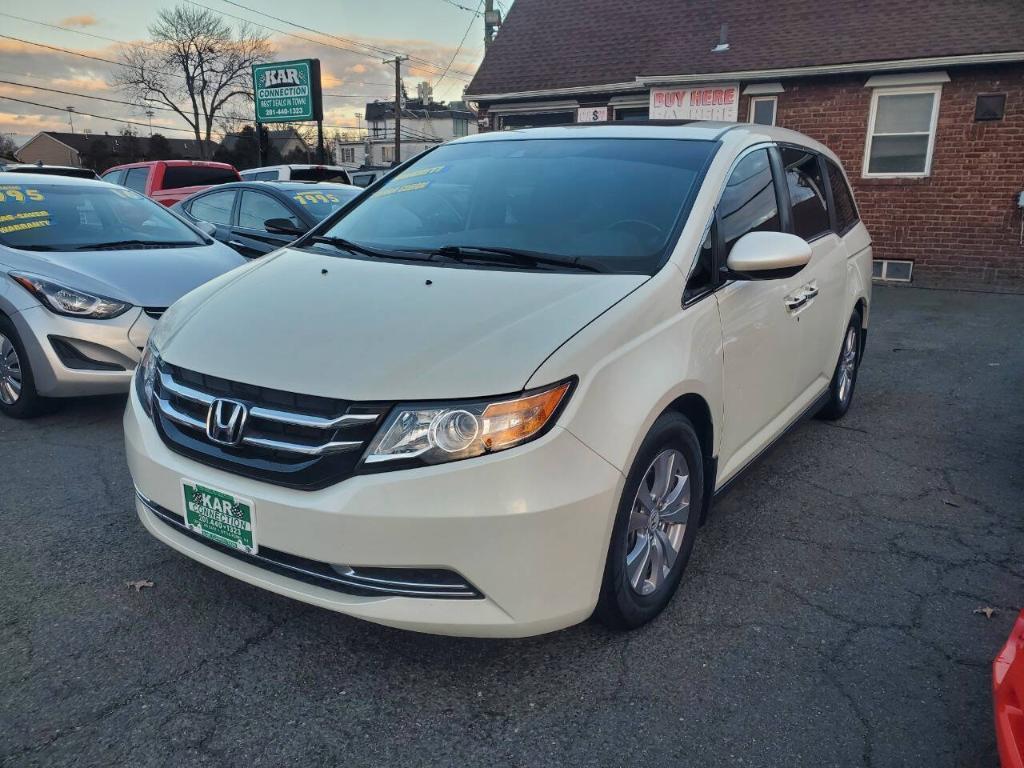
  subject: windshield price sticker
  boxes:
[293,191,339,205]
[0,186,45,203]
[0,208,50,234]
[376,180,430,198]
[395,165,445,181]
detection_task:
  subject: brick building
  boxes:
[466,0,1024,291]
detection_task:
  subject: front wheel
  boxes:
[817,310,862,421]
[0,316,50,419]
[595,412,704,630]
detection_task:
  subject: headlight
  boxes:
[364,379,574,467]
[135,342,160,417]
[11,273,132,319]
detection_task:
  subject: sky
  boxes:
[0,0,502,147]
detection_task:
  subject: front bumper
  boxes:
[124,389,624,637]
[11,306,156,397]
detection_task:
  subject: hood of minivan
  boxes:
[160,247,646,401]
[15,242,245,308]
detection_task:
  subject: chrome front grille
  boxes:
[153,362,390,489]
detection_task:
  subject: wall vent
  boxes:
[872,259,913,282]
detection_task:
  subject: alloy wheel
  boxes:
[837,325,858,404]
[626,448,690,596]
[0,332,22,405]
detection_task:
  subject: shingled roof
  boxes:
[467,0,1024,97]
[30,131,216,160]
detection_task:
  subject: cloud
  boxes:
[60,15,99,28]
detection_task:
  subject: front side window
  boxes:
[101,169,125,186]
[317,137,717,274]
[0,183,205,251]
[781,147,830,240]
[864,87,940,176]
[188,190,236,226]
[238,191,300,231]
[124,167,149,193]
[825,159,859,235]
[718,148,780,254]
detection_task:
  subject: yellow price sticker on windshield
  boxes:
[376,181,430,198]
[0,186,45,203]
[293,191,339,205]
[395,165,444,181]
[0,218,50,234]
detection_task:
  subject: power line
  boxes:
[0,95,220,138]
[440,0,483,15]
[0,34,125,69]
[0,79,182,114]
[0,11,160,49]
[435,0,483,91]
[208,0,474,81]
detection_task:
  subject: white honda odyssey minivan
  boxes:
[125,123,871,637]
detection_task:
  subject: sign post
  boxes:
[251,58,324,163]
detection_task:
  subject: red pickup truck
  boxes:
[100,160,240,206]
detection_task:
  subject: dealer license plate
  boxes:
[181,480,257,555]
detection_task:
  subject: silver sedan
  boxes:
[0,173,245,418]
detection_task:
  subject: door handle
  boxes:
[784,285,819,312]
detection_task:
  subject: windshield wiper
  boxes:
[432,245,604,273]
[309,235,434,261]
[72,240,196,251]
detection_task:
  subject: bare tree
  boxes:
[115,5,271,158]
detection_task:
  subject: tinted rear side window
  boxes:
[291,168,351,183]
[124,167,149,193]
[101,169,125,186]
[163,166,238,189]
[781,147,830,240]
[718,148,780,254]
[825,159,859,234]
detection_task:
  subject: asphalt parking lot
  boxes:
[1,284,1022,767]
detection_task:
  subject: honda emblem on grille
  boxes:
[206,399,248,446]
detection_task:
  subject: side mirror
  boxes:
[195,220,217,237]
[264,218,306,236]
[725,231,812,280]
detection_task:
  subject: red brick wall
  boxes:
[744,65,1024,291]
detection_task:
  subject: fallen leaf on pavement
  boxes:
[126,580,154,592]
[973,607,996,619]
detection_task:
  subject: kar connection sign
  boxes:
[252,59,323,123]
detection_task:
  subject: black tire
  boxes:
[0,314,51,419]
[817,309,863,421]
[595,412,704,630]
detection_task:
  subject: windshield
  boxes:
[289,186,361,222]
[317,137,716,273]
[0,182,206,251]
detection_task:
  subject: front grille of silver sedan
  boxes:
[152,362,390,489]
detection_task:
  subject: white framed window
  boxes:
[338,147,355,164]
[381,145,394,163]
[453,117,469,137]
[748,96,777,126]
[863,85,941,178]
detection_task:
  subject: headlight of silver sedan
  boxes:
[134,342,160,418]
[11,272,132,319]
[363,379,574,467]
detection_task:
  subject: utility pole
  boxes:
[66,106,76,133]
[145,110,154,137]
[383,55,408,166]
[484,0,502,48]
